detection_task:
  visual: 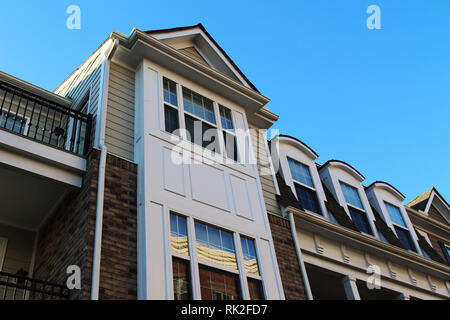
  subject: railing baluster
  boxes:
[0,80,91,156]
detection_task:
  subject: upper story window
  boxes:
[339,181,373,235]
[384,202,416,252]
[219,105,237,161]
[288,158,321,215]
[163,78,180,135]
[182,87,218,151]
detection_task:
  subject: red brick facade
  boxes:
[33,149,137,300]
[268,213,307,300]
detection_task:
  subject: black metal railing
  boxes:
[0,271,70,300]
[0,80,92,155]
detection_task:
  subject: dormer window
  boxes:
[288,158,321,215]
[385,202,416,252]
[339,181,373,235]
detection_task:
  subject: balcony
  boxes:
[0,271,69,300]
[0,79,92,156]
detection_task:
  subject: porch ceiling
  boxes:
[0,164,69,231]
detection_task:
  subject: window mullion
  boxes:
[187,216,201,300]
[176,83,186,140]
[213,101,225,156]
[234,232,250,300]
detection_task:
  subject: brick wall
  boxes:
[33,149,99,300]
[33,149,138,300]
[268,213,307,300]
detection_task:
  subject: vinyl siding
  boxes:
[54,50,104,115]
[0,223,35,274]
[105,63,135,161]
[249,125,281,216]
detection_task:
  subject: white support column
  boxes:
[342,275,361,300]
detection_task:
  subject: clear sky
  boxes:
[0,0,449,203]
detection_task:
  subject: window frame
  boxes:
[0,237,8,271]
[383,201,416,252]
[288,157,322,215]
[160,75,243,163]
[339,180,374,236]
[168,210,263,300]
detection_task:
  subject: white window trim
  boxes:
[160,74,245,164]
[168,211,265,300]
[0,237,8,271]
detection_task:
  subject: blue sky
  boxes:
[0,0,449,203]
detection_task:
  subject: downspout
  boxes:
[288,211,313,300]
[90,38,119,300]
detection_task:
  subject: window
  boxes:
[163,78,180,135]
[172,258,191,300]
[247,278,264,300]
[0,112,28,135]
[240,237,259,275]
[288,159,314,187]
[183,87,218,152]
[384,202,416,252]
[170,213,189,256]
[195,222,237,269]
[348,207,373,235]
[339,182,372,235]
[340,182,364,209]
[219,105,238,161]
[199,265,240,300]
[384,202,406,227]
[288,158,322,215]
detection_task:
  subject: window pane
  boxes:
[182,88,216,124]
[163,78,178,106]
[223,131,238,161]
[170,214,189,256]
[385,202,406,227]
[199,265,240,300]
[248,278,264,300]
[219,105,234,130]
[395,226,416,252]
[294,183,321,214]
[288,159,314,188]
[240,237,260,275]
[0,113,26,134]
[164,105,179,134]
[348,207,373,235]
[195,222,237,269]
[340,182,363,209]
[172,258,191,300]
[202,121,218,151]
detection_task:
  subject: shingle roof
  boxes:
[322,185,359,232]
[370,205,404,249]
[414,228,447,264]
[275,173,303,211]
[406,188,433,211]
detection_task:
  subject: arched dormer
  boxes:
[366,181,421,253]
[270,135,327,218]
[318,160,378,238]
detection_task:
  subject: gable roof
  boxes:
[145,23,260,93]
[407,188,450,223]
